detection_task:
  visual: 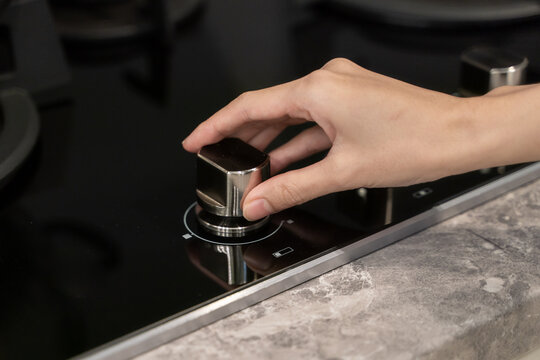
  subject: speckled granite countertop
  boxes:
[136,178,540,360]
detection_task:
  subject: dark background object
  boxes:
[308,0,540,28]
[0,0,10,15]
[50,0,203,42]
[0,0,67,193]
[0,89,39,189]
[0,0,70,103]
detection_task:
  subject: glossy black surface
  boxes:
[0,1,539,359]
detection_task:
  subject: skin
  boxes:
[183,58,540,221]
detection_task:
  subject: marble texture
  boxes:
[136,178,540,360]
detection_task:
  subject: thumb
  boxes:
[242,159,340,220]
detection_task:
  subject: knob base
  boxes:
[195,205,269,238]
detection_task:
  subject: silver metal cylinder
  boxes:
[195,138,270,237]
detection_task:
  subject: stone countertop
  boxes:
[137,178,540,360]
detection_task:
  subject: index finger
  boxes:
[182,79,304,153]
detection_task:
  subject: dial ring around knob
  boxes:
[195,205,269,237]
[183,202,283,245]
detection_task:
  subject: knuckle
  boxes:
[211,119,228,137]
[305,68,329,84]
[300,69,332,96]
[322,57,356,71]
[237,90,253,102]
[295,70,336,118]
[233,91,256,121]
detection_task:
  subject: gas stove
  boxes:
[1,2,539,359]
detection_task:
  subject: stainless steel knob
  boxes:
[195,138,270,237]
[459,47,528,96]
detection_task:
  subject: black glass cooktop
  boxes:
[1,2,539,359]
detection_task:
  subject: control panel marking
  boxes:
[273,247,294,258]
[412,187,433,199]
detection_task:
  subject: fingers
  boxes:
[242,158,341,220]
[183,79,305,153]
[182,58,363,154]
[269,126,332,174]
[247,124,287,151]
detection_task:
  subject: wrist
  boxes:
[448,84,540,175]
[429,94,489,179]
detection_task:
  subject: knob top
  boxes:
[199,138,268,172]
[459,47,528,96]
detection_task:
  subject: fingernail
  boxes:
[181,138,189,150]
[243,199,272,221]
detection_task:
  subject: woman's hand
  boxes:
[183,58,540,220]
